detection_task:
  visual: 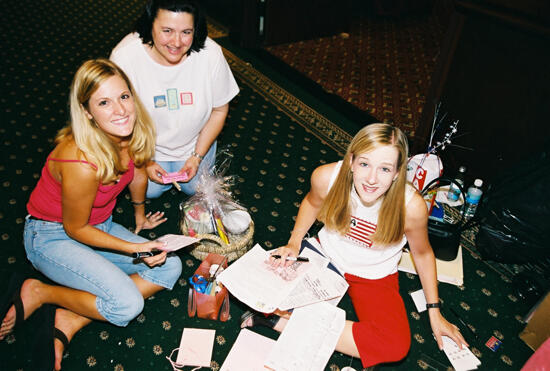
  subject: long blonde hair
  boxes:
[317,123,409,245]
[56,58,155,184]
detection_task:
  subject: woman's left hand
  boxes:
[135,211,167,234]
[429,309,469,350]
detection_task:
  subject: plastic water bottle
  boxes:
[464,179,483,219]
[447,166,466,202]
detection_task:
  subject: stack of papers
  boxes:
[217,244,348,313]
[441,336,481,371]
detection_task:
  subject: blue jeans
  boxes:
[146,142,217,198]
[24,216,182,326]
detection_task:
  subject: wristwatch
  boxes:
[191,151,204,161]
[426,302,441,309]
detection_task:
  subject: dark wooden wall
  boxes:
[416,1,550,185]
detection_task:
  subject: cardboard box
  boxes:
[519,291,550,351]
[398,245,464,286]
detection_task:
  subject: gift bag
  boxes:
[187,253,230,321]
[406,153,443,192]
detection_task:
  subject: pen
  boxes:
[270,255,309,262]
[132,250,164,259]
[449,307,478,339]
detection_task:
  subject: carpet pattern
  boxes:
[0,1,537,370]
[265,12,446,138]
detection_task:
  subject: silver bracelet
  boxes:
[191,151,204,161]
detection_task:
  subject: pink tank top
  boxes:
[27,156,134,225]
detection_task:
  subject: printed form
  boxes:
[264,301,346,371]
[217,244,348,313]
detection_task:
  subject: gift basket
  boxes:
[179,149,254,262]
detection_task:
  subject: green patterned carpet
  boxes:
[0,1,537,370]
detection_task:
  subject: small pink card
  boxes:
[161,172,188,184]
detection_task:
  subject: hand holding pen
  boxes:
[132,240,167,267]
[269,244,307,268]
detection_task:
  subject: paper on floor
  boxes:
[220,329,276,371]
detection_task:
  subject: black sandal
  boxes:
[54,327,70,355]
[0,272,26,340]
[240,310,280,329]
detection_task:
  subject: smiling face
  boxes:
[351,145,399,206]
[149,9,194,66]
[84,75,136,141]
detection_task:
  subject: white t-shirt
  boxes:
[318,161,416,279]
[111,33,239,161]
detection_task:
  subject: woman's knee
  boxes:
[387,330,411,361]
[162,255,183,288]
[99,288,145,326]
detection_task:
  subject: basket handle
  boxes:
[194,234,228,246]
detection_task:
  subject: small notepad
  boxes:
[176,328,215,367]
[441,335,481,371]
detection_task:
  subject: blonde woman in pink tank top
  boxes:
[1,59,182,371]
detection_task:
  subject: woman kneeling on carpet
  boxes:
[241,123,467,368]
[0,59,182,370]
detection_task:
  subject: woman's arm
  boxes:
[180,104,229,180]
[405,192,468,350]
[274,163,336,266]
[59,161,163,255]
[128,164,167,234]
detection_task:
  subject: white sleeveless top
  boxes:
[318,161,416,279]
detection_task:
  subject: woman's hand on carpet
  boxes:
[135,211,167,234]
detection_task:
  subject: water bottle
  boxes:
[464,179,483,219]
[447,166,466,202]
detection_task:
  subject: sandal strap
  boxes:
[54,327,70,349]
[12,288,25,325]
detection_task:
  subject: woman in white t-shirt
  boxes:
[111,0,239,198]
[242,123,468,368]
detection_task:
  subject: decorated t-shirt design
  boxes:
[154,89,194,109]
[345,215,376,248]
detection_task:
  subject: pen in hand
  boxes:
[132,250,164,259]
[270,254,309,262]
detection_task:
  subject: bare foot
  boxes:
[54,308,91,371]
[0,279,45,340]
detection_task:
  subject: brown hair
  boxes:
[317,123,409,245]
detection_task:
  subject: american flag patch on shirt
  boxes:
[345,215,377,247]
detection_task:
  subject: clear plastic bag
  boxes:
[179,148,254,261]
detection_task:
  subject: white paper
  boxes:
[156,234,199,252]
[217,245,308,312]
[410,289,428,312]
[279,266,349,310]
[176,328,215,367]
[441,335,481,371]
[220,329,276,371]
[217,244,348,313]
[264,302,346,371]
